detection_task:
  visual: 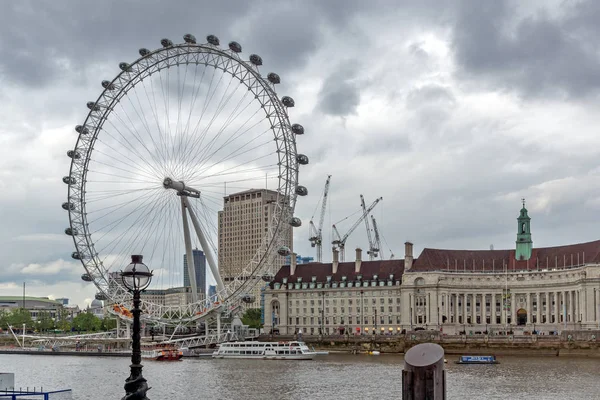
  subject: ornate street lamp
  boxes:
[121,255,153,400]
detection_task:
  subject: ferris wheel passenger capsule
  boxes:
[282,96,295,107]
[63,176,76,185]
[207,35,220,46]
[81,273,93,282]
[295,186,308,196]
[290,217,302,227]
[241,294,256,303]
[183,34,197,44]
[86,102,100,111]
[249,54,263,66]
[139,48,150,56]
[62,202,75,211]
[291,124,304,135]
[119,62,131,72]
[95,292,107,301]
[267,73,280,84]
[161,38,173,48]
[75,125,89,135]
[229,41,242,53]
[71,252,83,260]
[277,246,291,256]
[65,227,78,236]
[67,150,80,159]
[262,273,274,282]
[101,80,115,90]
[296,154,309,165]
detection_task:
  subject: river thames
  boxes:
[2,353,600,399]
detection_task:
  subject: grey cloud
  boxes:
[452,0,600,98]
[316,65,361,116]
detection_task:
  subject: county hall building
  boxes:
[263,203,600,335]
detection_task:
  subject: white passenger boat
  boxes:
[212,341,317,360]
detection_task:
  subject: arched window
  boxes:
[522,222,526,233]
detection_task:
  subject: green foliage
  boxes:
[242,308,263,329]
[4,308,33,328]
[36,310,55,332]
[55,308,72,332]
[72,312,102,332]
[101,316,117,331]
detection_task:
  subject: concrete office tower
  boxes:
[218,189,293,308]
[183,248,207,300]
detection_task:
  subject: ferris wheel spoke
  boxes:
[85,187,160,203]
[92,188,165,240]
[96,129,163,178]
[180,71,232,169]
[173,62,191,179]
[184,85,254,171]
[188,136,272,182]
[178,63,208,172]
[124,88,169,171]
[196,159,277,182]
[98,192,170,269]
[86,188,162,225]
[103,117,165,178]
[189,113,267,179]
[111,101,167,175]
[92,146,159,180]
[89,159,158,182]
[145,77,171,171]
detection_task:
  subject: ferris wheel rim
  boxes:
[65,36,301,323]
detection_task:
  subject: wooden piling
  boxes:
[402,343,446,399]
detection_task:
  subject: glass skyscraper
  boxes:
[183,248,206,299]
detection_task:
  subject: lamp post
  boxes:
[360,290,364,336]
[121,255,153,400]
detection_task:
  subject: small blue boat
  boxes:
[455,355,499,364]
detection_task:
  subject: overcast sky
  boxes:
[3,0,600,308]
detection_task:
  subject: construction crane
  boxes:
[332,195,383,262]
[370,215,382,260]
[308,175,331,262]
[361,195,377,261]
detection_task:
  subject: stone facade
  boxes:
[264,205,600,336]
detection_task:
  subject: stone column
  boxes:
[511,292,516,325]
[563,290,568,323]
[526,292,531,324]
[491,293,496,326]
[576,290,580,324]
[462,293,467,325]
[471,293,477,325]
[555,291,560,325]
[546,292,551,324]
[453,293,458,324]
[536,292,542,324]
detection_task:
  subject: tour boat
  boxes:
[212,341,317,360]
[141,343,183,361]
[455,355,499,364]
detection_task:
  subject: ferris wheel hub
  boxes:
[163,177,200,198]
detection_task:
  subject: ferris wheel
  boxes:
[63,33,308,324]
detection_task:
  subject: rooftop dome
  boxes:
[90,299,103,309]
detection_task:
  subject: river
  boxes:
[1,353,599,399]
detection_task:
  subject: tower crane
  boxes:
[361,195,377,261]
[332,196,383,262]
[308,175,331,262]
[370,215,383,260]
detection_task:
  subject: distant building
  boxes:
[55,298,69,305]
[183,248,206,299]
[88,299,105,319]
[208,285,217,302]
[218,188,293,308]
[0,296,63,321]
[265,203,600,336]
[140,287,194,307]
[285,254,314,265]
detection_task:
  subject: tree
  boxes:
[6,308,33,329]
[101,316,117,331]
[72,312,102,332]
[242,308,263,329]
[55,308,72,332]
[36,310,55,333]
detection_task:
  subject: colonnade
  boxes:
[409,289,582,328]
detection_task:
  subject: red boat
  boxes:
[141,343,183,361]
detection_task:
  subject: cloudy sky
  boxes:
[3,0,600,308]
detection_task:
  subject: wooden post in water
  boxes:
[402,343,446,400]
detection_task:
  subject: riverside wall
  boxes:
[260,330,600,357]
